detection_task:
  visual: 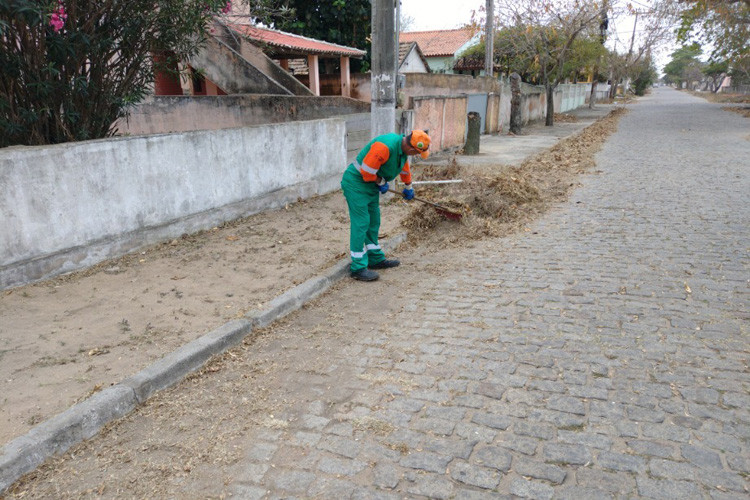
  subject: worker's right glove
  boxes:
[378,182,389,194]
[402,187,415,200]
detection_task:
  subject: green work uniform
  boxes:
[341,133,409,272]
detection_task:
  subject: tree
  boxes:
[268,0,371,70]
[630,57,657,95]
[0,0,282,148]
[605,0,678,98]
[663,43,704,87]
[495,0,603,126]
[702,59,729,91]
[676,0,749,84]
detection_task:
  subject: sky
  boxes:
[399,0,481,31]
[399,0,676,72]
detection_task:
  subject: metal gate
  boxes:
[466,93,488,134]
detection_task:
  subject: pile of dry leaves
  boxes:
[399,107,627,247]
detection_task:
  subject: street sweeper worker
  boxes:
[341,129,431,282]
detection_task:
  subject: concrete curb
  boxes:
[0,232,407,494]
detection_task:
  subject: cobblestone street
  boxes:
[6,88,748,499]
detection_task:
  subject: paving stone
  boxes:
[546,395,586,415]
[558,430,613,450]
[399,451,452,473]
[455,422,498,443]
[597,451,647,473]
[681,444,723,469]
[316,435,361,459]
[695,430,742,453]
[316,456,367,476]
[237,462,270,483]
[471,411,512,430]
[373,463,400,489]
[512,458,567,484]
[351,487,402,500]
[411,416,456,436]
[228,483,267,500]
[269,469,316,494]
[246,442,279,461]
[626,439,675,458]
[636,476,705,499]
[422,437,478,460]
[555,486,614,500]
[567,384,609,400]
[641,423,691,443]
[454,489,512,500]
[307,477,357,497]
[542,443,592,465]
[403,475,454,500]
[472,445,513,471]
[449,461,502,490]
[626,404,666,423]
[575,468,636,495]
[509,477,554,500]
[514,421,557,440]
[496,433,539,455]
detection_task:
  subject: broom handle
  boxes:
[386,189,461,215]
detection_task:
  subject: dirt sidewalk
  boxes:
[0,104,621,447]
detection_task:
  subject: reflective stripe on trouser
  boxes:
[341,165,386,272]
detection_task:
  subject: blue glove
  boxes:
[378,182,389,194]
[403,187,415,200]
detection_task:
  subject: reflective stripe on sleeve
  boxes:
[356,160,379,176]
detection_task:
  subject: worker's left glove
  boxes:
[402,186,415,200]
[378,182,389,194]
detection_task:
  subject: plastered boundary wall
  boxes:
[0,116,361,290]
[410,81,595,150]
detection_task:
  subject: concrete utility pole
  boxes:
[484,0,494,77]
[371,0,397,136]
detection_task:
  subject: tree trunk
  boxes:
[510,72,522,134]
[589,65,599,108]
[545,84,554,127]
[464,112,480,155]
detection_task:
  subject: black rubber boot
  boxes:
[369,259,400,270]
[351,268,379,281]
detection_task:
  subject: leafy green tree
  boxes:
[268,0,371,70]
[702,59,729,91]
[630,57,657,95]
[663,43,703,88]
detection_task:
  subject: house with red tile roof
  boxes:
[399,42,430,73]
[399,28,479,74]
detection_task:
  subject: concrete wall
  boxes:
[403,73,502,103]
[211,25,313,97]
[412,96,468,151]
[0,118,351,289]
[116,95,369,136]
[188,36,291,96]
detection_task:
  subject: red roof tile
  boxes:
[229,24,366,58]
[399,29,476,57]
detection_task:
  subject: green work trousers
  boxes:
[341,164,386,272]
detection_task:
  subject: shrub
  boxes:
[0,0,231,147]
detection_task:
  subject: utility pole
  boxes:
[589,0,608,108]
[371,0,397,136]
[484,0,494,78]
